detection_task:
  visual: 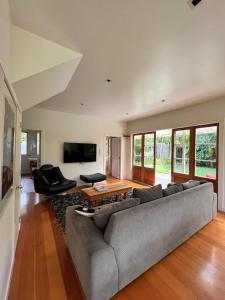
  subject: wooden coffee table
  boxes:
[81,183,133,207]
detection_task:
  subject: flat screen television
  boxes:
[64,143,97,163]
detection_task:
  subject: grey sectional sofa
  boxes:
[66,182,217,300]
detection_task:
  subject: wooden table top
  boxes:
[82,183,132,201]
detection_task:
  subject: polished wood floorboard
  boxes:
[8,177,225,300]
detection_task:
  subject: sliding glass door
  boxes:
[172,124,218,192]
[194,125,218,191]
[172,128,191,182]
[133,132,156,185]
[133,124,218,191]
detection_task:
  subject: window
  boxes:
[144,133,155,168]
[21,132,27,155]
[133,135,142,166]
[173,130,190,174]
[195,126,217,179]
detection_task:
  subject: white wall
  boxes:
[0,0,11,77]
[22,108,127,184]
[11,25,81,83]
[127,96,225,211]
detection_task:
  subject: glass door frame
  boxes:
[132,132,156,185]
[193,123,219,192]
[171,126,194,182]
[171,123,219,192]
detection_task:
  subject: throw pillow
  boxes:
[167,182,176,187]
[93,198,140,230]
[182,180,200,190]
[199,179,208,184]
[133,184,163,204]
[42,167,60,185]
[163,183,183,197]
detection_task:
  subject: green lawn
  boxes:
[155,160,216,177]
[139,159,216,178]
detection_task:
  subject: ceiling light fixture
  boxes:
[106,79,111,83]
[188,0,203,8]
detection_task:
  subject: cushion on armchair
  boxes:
[42,167,61,185]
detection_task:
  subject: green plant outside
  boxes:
[153,159,216,177]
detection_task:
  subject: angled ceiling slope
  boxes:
[11,25,82,111]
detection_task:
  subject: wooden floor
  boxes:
[8,177,225,300]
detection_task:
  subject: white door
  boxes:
[111,137,121,179]
[0,65,21,299]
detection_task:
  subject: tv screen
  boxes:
[64,143,97,163]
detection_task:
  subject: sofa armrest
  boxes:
[212,193,217,219]
[66,206,118,300]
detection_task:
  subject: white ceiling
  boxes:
[9,0,225,121]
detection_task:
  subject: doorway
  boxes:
[155,129,172,188]
[133,132,156,185]
[21,130,41,176]
[105,136,121,179]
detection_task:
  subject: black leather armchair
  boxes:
[32,165,77,195]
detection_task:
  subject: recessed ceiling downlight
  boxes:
[188,0,203,8]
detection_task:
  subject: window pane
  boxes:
[21,132,27,155]
[173,130,190,174]
[134,135,142,166]
[144,133,154,168]
[174,159,189,175]
[195,126,217,179]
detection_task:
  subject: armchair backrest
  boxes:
[32,168,50,194]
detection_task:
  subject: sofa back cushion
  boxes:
[182,180,200,190]
[93,198,140,230]
[104,182,214,290]
[163,183,183,197]
[133,184,163,204]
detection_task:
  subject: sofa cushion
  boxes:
[93,198,140,230]
[133,184,163,204]
[167,182,176,187]
[163,183,183,197]
[182,180,200,190]
[200,179,208,184]
[42,167,61,185]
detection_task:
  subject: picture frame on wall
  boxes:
[0,69,16,201]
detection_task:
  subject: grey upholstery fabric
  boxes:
[213,193,218,219]
[200,179,208,184]
[167,182,176,187]
[104,183,216,290]
[93,198,140,230]
[182,180,200,190]
[66,207,118,300]
[133,184,163,203]
[66,183,217,300]
[163,183,183,196]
